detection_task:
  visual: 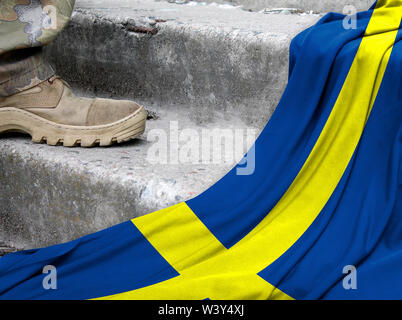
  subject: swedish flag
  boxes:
[1,0,402,300]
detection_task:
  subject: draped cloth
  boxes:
[1,0,402,300]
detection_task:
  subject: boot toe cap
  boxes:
[86,98,143,126]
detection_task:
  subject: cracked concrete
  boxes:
[169,0,373,13]
[45,0,319,129]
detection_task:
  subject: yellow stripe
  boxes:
[96,2,402,300]
[131,203,226,272]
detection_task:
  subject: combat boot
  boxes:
[0,76,146,147]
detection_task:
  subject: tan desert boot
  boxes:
[0,76,147,147]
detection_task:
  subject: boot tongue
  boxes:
[16,76,65,109]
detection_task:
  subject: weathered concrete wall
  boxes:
[46,3,318,128]
[0,148,141,249]
[192,0,372,12]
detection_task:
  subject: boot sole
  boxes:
[0,106,147,147]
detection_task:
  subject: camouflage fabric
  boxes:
[0,0,75,96]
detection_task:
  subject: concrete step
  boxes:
[0,104,257,250]
[0,242,19,257]
[0,0,321,250]
[45,0,319,129]
[182,0,372,13]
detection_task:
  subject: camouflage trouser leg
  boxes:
[0,0,75,97]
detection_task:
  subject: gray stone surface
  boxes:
[174,0,372,13]
[0,242,19,257]
[46,0,319,129]
[0,105,257,249]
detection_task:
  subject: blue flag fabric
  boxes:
[1,0,402,300]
